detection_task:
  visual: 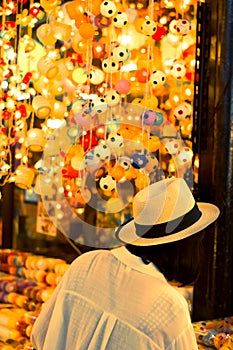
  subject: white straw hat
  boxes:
[116,177,220,246]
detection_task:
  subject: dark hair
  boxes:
[125,231,205,286]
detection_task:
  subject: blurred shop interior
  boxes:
[0,0,233,348]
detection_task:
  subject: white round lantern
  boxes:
[141,18,157,36]
[111,45,130,62]
[112,11,128,28]
[99,175,116,191]
[174,104,191,120]
[102,58,119,73]
[150,70,166,86]
[94,142,111,161]
[104,90,120,106]
[107,132,124,149]
[100,1,117,18]
[164,138,181,156]
[170,60,186,79]
[176,19,191,36]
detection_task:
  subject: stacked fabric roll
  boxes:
[0,249,71,349]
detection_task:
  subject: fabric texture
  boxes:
[31,247,198,350]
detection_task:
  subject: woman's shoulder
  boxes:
[70,249,111,267]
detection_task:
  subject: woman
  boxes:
[31,177,220,350]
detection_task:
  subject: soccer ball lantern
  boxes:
[170,60,186,79]
[111,45,130,62]
[102,58,119,73]
[112,11,128,28]
[99,175,117,191]
[141,110,157,125]
[141,19,157,36]
[107,132,124,149]
[91,97,108,114]
[176,19,192,36]
[150,70,166,86]
[94,142,111,161]
[174,104,191,120]
[100,1,117,18]
[164,139,181,156]
[119,156,131,170]
[104,90,121,106]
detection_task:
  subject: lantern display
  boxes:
[0,0,199,248]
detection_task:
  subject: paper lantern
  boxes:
[99,175,116,191]
[164,138,181,156]
[150,70,166,86]
[37,56,59,79]
[36,24,56,46]
[94,142,111,160]
[104,90,120,106]
[175,19,191,36]
[90,68,105,85]
[32,96,51,119]
[152,24,166,40]
[107,132,124,149]
[174,104,191,120]
[91,97,107,114]
[72,67,88,84]
[102,58,119,73]
[112,11,128,28]
[111,45,130,62]
[100,1,117,18]
[141,109,157,125]
[27,128,45,152]
[15,166,34,190]
[135,68,150,83]
[78,23,96,40]
[115,79,130,94]
[141,18,157,36]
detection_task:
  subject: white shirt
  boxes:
[31,247,198,350]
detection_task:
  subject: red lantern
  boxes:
[2,110,11,120]
[135,68,150,83]
[152,24,166,41]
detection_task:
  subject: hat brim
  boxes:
[116,202,220,246]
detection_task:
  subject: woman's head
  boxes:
[125,231,205,286]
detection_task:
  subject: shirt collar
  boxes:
[111,246,166,280]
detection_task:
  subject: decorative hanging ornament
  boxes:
[141,18,157,36]
[91,97,108,114]
[112,11,128,28]
[152,24,166,40]
[175,19,191,36]
[164,138,181,156]
[131,153,148,169]
[174,104,191,120]
[104,90,120,106]
[26,128,45,152]
[115,79,131,95]
[99,174,116,191]
[111,45,130,62]
[150,70,166,86]
[175,147,193,166]
[118,156,131,170]
[107,132,124,149]
[170,60,186,79]
[100,1,117,18]
[102,58,119,73]
[94,142,111,161]
[90,68,105,85]
[141,109,157,125]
